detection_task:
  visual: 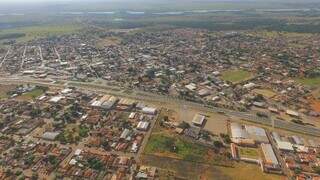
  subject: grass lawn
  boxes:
[252,88,277,98]
[17,87,45,100]
[221,69,253,84]
[295,77,320,88]
[144,133,206,162]
[238,146,260,159]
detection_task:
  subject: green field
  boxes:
[0,23,83,42]
[144,133,206,162]
[221,69,253,84]
[295,77,320,88]
[238,146,260,159]
[17,87,46,100]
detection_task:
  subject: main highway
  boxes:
[1,75,320,137]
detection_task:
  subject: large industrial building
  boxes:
[261,143,280,170]
[230,123,269,146]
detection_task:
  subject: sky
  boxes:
[0,0,317,13]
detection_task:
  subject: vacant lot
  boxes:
[144,133,206,162]
[217,162,284,180]
[252,88,277,98]
[141,154,283,180]
[0,84,16,99]
[221,69,253,84]
[96,36,122,48]
[310,98,320,113]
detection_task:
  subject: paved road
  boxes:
[20,46,27,70]
[38,46,45,68]
[0,48,10,68]
[1,76,320,137]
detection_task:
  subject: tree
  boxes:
[178,121,190,129]
[146,68,155,79]
[213,141,223,148]
[31,172,38,180]
[30,108,42,118]
[220,133,231,144]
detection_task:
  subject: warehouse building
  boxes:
[245,125,269,143]
[272,132,294,151]
[231,123,269,146]
[230,123,255,146]
[261,143,280,170]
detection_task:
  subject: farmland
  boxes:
[0,23,83,42]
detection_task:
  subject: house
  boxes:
[286,110,299,117]
[137,121,150,131]
[268,107,279,114]
[49,96,65,103]
[141,107,157,115]
[185,83,197,91]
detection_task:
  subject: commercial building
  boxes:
[137,121,150,131]
[245,125,269,143]
[231,123,269,146]
[261,143,280,170]
[42,131,60,141]
[192,114,205,127]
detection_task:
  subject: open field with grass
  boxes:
[141,154,283,180]
[295,77,320,88]
[17,87,45,100]
[221,69,254,84]
[0,23,83,42]
[252,88,277,98]
[96,36,122,48]
[217,162,284,180]
[144,133,207,162]
[238,146,260,159]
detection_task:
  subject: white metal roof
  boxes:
[192,114,205,126]
[231,123,249,139]
[261,143,279,165]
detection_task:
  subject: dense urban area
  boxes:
[0,0,320,179]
